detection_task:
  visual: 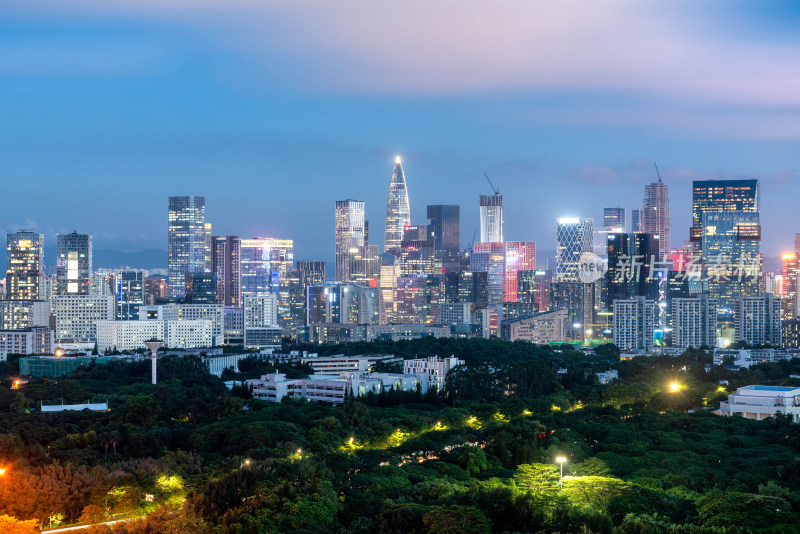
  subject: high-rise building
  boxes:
[781,252,799,321]
[168,196,207,301]
[53,295,116,342]
[204,222,213,272]
[426,205,460,273]
[672,295,718,349]
[603,207,625,231]
[630,209,642,233]
[6,230,44,300]
[504,242,536,303]
[56,231,92,295]
[690,180,760,316]
[735,294,781,347]
[144,276,169,306]
[239,238,293,298]
[642,178,670,257]
[556,218,593,283]
[613,296,657,352]
[212,236,242,306]
[606,233,660,309]
[479,193,503,243]
[335,199,366,283]
[471,242,505,309]
[384,157,411,255]
[118,270,145,320]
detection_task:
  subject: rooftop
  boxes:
[743,385,799,392]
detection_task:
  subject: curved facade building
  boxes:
[384,156,411,255]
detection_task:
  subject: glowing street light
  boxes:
[0,467,6,476]
[556,456,567,489]
[240,459,251,469]
[670,382,680,392]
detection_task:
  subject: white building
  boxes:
[249,370,428,405]
[719,385,800,422]
[96,320,165,352]
[672,295,718,349]
[735,294,782,347]
[0,326,54,355]
[595,369,619,384]
[713,348,798,368]
[308,323,451,344]
[301,353,397,373]
[165,319,213,349]
[140,304,224,337]
[403,355,464,392]
[53,295,116,342]
[613,297,657,352]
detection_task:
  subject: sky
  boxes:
[2,0,800,267]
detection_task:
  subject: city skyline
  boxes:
[2,2,800,264]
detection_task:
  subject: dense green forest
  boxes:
[2,339,800,533]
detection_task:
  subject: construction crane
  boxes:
[653,161,663,182]
[462,228,478,254]
[483,172,500,195]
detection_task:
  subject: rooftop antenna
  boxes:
[483,172,500,195]
[653,161,663,183]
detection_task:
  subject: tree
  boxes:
[0,515,38,534]
[514,464,559,497]
[422,506,491,534]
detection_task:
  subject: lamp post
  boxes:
[556,456,567,490]
[144,338,163,385]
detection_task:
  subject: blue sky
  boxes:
[2,0,800,265]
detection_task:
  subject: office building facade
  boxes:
[168,196,207,301]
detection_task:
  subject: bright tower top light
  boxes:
[395,155,402,164]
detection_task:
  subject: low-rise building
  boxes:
[501,309,568,343]
[53,295,116,342]
[19,355,112,378]
[96,320,165,352]
[300,353,397,373]
[140,304,224,338]
[595,369,619,384]
[403,355,464,392]
[0,326,54,355]
[719,385,800,421]
[165,319,214,349]
[712,348,800,368]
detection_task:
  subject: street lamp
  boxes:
[240,459,251,468]
[0,467,6,476]
[670,382,680,392]
[556,456,567,489]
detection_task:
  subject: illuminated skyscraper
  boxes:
[556,218,593,283]
[690,179,760,315]
[56,231,92,295]
[335,199,366,283]
[642,178,670,257]
[384,157,411,255]
[168,196,206,301]
[6,230,44,300]
[479,193,503,243]
[504,242,536,303]
[118,270,145,320]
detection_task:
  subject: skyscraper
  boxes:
[426,205,460,273]
[606,233,660,309]
[555,218,593,283]
[690,179,760,313]
[6,230,44,300]
[642,177,671,257]
[384,156,411,255]
[479,193,503,243]
[240,238,293,298]
[56,231,92,295]
[212,235,241,306]
[335,199,366,283]
[118,270,145,320]
[504,242,536,303]
[168,196,207,301]
[603,207,625,231]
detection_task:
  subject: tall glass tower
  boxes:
[336,199,366,283]
[168,196,206,301]
[690,179,760,324]
[384,156,411,255]
[556,218,594,283]
[56,231,92,295]
[480,194,504,243]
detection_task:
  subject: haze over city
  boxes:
[3,1,800,267]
